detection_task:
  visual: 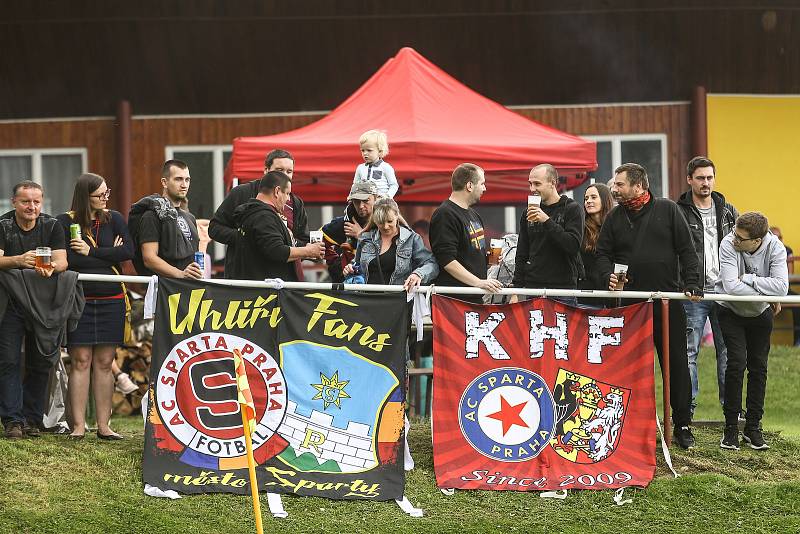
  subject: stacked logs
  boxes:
[111,297,152,415]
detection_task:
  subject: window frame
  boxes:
[0,148,88,214]
[581,133,669,197]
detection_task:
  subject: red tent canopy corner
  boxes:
[230,47,596,204]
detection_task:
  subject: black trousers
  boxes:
[652,300,692,428]
[717,305,773,428]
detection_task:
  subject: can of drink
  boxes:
[194,252,205,271]
[69,224,82,240]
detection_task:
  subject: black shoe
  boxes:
[4,422,24,439]
[673,426,695,449]
[720,425,740,450]
[96,431,124,441]
[22,422,40,438]
[742,428,769,450]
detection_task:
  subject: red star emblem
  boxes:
[486,395,529,436]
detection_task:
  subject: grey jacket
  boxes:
[715,232,788,317]
[354,226,439,285]
[0,269,85,364]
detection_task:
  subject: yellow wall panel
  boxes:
[707,95,800,254]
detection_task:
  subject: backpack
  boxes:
[484,233,518,304]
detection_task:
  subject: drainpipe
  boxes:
[115,100,132,217]
[691,86,707,157]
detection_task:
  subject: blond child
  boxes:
[353,130,398,198]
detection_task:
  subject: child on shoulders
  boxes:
[353,130,398,198]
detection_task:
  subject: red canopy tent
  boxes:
[229,47,596,203]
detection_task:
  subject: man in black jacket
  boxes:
[596,163,702,449]
[676,156,739,421]
[209,149,309,277]
[510,164,584,304]
[321,181,377,283]
[227,171,323,281]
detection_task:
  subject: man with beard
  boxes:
[210,149,309,278]
[430,163,502,303]
[596,163,701,449]
[321,181,377,283]
[228,171,324,281]
[677,156,738,421]
[134,160,201,279]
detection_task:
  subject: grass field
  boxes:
[1,347,799,534]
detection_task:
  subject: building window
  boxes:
[574,134,668,201]
[0,149,86,216]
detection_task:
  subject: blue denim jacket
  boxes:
[354,226,439,285]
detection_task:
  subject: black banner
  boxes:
[143,278,408,501]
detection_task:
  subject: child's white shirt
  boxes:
[353,159,398,198]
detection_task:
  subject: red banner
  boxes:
[432,296,656,491]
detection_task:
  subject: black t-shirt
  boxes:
[367,242,397,284]
[430,199,488,288]
[137,208,199,271]
[0,215,65,259]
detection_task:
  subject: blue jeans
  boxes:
[682,299,727,417]
[0,302,52,427]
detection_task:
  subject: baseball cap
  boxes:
[347,181,378,200]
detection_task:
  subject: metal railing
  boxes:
[77,273,800,446]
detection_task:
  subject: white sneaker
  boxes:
[115,372,139,394]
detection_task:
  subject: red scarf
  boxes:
[620,190,651,212]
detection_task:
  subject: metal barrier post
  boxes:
[661,298,672,446]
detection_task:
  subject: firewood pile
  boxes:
[112,297,153,415]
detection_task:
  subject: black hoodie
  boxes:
[227,199,299,281]
[512,195,584,289]
[209,179,309,275]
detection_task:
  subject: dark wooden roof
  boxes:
[1,1,798,119]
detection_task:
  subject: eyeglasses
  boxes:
[90,189,111,200]
[732,232,760,244]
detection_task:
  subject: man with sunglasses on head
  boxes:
[716,212,787,451]
[677,156,738,422]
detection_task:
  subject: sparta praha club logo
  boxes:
[155,333,288,468]
[458,367,555,462]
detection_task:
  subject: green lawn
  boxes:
[1,346,799,534]
[656,345,800,438]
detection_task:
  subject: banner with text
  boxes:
[432,296,656,491]
[143,278,408,501]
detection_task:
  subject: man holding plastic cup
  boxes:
[0,181,67,439]
[510,164,584,305]
[596,163,701,449]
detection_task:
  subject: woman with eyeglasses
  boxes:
[56,173,134,440]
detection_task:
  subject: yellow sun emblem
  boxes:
[311,371,351,410]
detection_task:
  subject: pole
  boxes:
[661,298,672,446]
[240,407,264,534]
[115,100,132,218]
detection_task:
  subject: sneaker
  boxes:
[720,425,740,450]
[115,372,139,395]
[742,428,769,450]
[22,422,40,438]
[673,426,696,449]
[4,422,24,439]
